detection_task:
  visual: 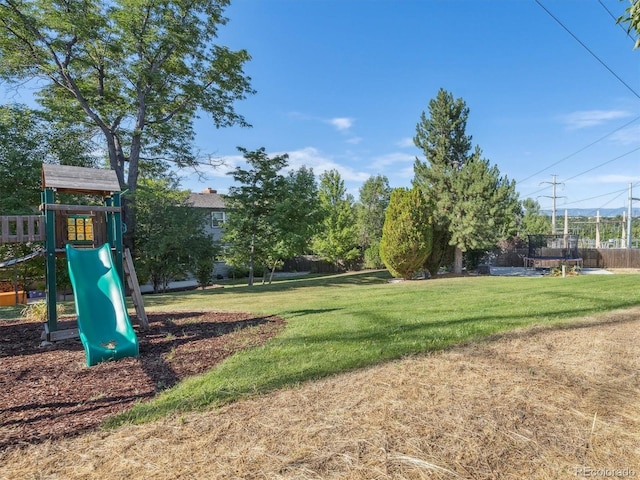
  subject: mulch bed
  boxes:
[0,311,285,451]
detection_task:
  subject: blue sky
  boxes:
[181,0,640,213]
[1,1,637,212]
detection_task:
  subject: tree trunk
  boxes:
[248,234,255,286]
[453,246,463,274]
[268,262,277,285]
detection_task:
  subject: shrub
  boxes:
[21,301,65,322]
[380,188,433,279]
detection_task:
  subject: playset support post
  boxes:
[43,188,58,335]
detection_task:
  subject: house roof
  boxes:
[188,188,226,209]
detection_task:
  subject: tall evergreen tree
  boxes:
[380,187,433,280]
[413,88,519,273]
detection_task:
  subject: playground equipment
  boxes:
[0,164,147,366]
[524,234,583,270]
[66,243,138,366]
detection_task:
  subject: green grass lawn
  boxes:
[94,270,640,426]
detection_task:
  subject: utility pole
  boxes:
[627,183,640,248]
[540,175,564,234]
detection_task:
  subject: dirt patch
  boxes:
[0,312,285,451]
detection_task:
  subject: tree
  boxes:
[0,105,47,214]
[519,198,552,236]
[134,177,213,293]
[357,175,391,268]
[0,104,98,214]
[263,166,321,282]
[312,169,360,270]
[223,147,288,286]
[413,88,519,274]
[446,148,520,256]
[618,0,640,49]
[380,188,433,280]
[0,0,253,246]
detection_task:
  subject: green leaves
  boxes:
[413,89,520,272]
[0,0,253,192]
[312,170,360,269]
[224,148,320,285]
[380,187,433,280]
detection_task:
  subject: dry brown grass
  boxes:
[2,309,640,479]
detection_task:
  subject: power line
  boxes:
[563,145,640,182]
[559,185,630,207]
[534,0,640,100]
[520,145,640,199]
[516,114,640,184]
[598,186,632,209]
[597,0,637,44]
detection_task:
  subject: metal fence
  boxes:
[493,248,640,269]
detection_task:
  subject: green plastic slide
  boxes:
[66,243,139,367]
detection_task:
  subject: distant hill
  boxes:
[541,208,640,218]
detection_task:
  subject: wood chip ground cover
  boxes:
[0,312,284,450]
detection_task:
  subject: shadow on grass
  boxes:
[110,298,640,427]
[139,270,393,308]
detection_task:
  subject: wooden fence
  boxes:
[0,216,45,244]
[282,255,340,274]
[493,248,640,269]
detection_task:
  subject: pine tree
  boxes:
[413,89,519,274]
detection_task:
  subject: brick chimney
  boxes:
[202,187,217,194]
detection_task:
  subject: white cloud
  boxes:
[589,174,640,184]
[371,152,415,170]
[285,147,370,182]
[396,137,415,148]
[561,110,631,129]
[610,125,640,145]
[346,136,363,145]
[328,117,354,131]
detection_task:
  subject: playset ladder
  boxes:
[123,248,149,331]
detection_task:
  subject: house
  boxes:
[187,187,226,242]
[187,187,229,278]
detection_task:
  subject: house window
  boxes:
[211,211,225,226]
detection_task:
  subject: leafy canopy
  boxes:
[312,169,360,269]
[0,0,253,192]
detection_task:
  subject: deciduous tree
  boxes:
[519,198,552,236]
[357,175,391,268]
[312,170,360,270]
[223,147,288,286]
[0,104,97,214]
[134,176,213,293]
[0,0,253,246]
